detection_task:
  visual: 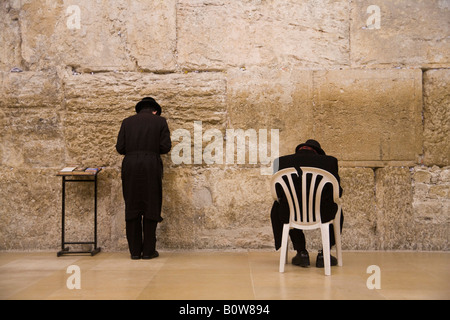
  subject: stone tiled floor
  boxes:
[0,251,448,300]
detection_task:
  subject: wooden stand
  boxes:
[56,167,102,257]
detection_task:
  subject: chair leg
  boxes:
[333,220,343,267]
[285,239,289,264]
[279,224,290,273]
[320,224,331,276]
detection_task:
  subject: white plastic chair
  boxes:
[271,167,343,275]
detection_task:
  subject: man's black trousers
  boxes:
[126,216,158,257]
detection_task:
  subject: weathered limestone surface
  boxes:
[0,71,64,168]
[351,0,450,68]
[412,166,450,250]
[177,0,350,70]
[159,166,274,249]
[313,69,423,166]
[227,67,314,157]
[423,69,450,167]
[0,1,22,71]
[228,68,425,166]
[12,0,177,72]
[0,167,60,250]
[339,168,377,250]
[375,167,415,250]
[0,1,448,252]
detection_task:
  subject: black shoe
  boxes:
[292,250,310,268]
[142,251,159,260]
[315,250,338,268]
[131,255,141,260]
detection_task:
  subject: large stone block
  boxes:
[177,0,350,70]
[158,166,197,249]
[412,166,450,250]
[375,167,414,250]
[0,71,63,108]
[227,67,314,157]
[351,0,450,68]
[63,71,227,167]
[0,1,22,71]
[0,72,64,167]
[17,0,177,72]
[1,109,64,168]
[228,68,424,166]
[423,69,450,167]
[312,69,423,166]
[158,166,273,249]
[119,0,177,72]
[339,167,377,250]
[0,168,61,250]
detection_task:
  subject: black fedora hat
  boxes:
[135,97,162,115]
[295,139,325,155]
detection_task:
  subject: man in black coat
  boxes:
[270,139,343,268]
[116,97,172,260]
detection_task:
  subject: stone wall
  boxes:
[0,0,448,251]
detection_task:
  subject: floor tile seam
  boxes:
[243,251,258,300]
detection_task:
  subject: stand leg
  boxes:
[60,176,66,255]
[94,175,98,251]
[93,176,101,255]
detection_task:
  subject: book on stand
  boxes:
[57,166,102,176]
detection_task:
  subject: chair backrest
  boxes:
[271,167,341,228]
